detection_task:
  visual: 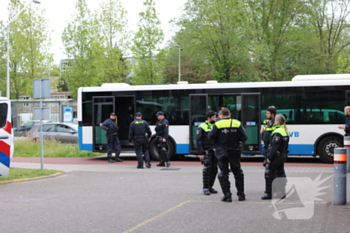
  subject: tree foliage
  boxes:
[131,0,164,85]
[0,0,53,99]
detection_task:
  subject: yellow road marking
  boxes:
[122,200,327,232]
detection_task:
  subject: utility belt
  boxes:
[134,135,146,139]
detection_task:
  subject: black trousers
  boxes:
[202,148,218,190]
[107,135,120,156]
[216,149,244,196]
[156,137,168,162]
[133,137,150,165]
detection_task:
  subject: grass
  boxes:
[14,137,104,158]
[0,168,59,182]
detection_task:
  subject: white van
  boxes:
[0,97,13,176]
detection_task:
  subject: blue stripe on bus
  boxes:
[176,144,190,154]
[288,144,314,155]
[78,127,93,151]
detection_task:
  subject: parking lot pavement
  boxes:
[3,158,350,233]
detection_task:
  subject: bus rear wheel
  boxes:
[149,138,175,161]
[317,136,342,163]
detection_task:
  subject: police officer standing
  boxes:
[129,112,152,169]
[338,106,350,136]
[101,112,123,163]
[155,111,170,167]
[208,108,248,202]
[196,111,218,195]
[260,106,277,166]
[261,114,289,200]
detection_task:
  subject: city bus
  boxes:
[77,74,350,163]
[0,97,13,176]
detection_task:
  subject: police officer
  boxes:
[208,108,248,202]
[261,114,289,200]
[260,106,277,166]
[129,112,152,169]
[196,111,218,195]
[155,111,170,167]
[338,106,350,136]
[101,112,123,163]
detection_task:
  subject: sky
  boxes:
[0,0,187,64]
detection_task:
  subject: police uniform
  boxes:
[262,118,277,164]
[129,113,152,168]
[344,114,350,136]
[196,120,218,195]
[208,117,248,202]
[101,114,123,163]
[262,125,289,200]
[155,112,170,167]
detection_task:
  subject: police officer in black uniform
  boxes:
[155,111,170,167]
[129,112,152,169]
[261,114,289,200]
[101,112,123,163]
[260,106,277,166]
[196,111,218,195]
[208,108,248,202]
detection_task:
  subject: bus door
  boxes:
[0,98,13,176]
[241,93,261,154]
[92,96,115,152]
[189,94,208,153]
[114,96,134,146]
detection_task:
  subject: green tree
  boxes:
[94,0,130,83]
[131,0,164,85]
[1,0,53,99]
[175,0,257,82]
[62,0,101,99]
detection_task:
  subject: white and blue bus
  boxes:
[77,74,350,163]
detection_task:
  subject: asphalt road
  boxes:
[2,156,349,233]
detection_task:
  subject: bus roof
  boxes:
[79,74,350,92]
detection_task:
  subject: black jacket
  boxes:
[155,118,169,139]
[266,126,289,160]
[196,121,215,154]
[101,118,119,136]
[128,119,152,142]
[208,118,248,150]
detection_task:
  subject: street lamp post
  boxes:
[6,0,41,99]
[175,45,181,82]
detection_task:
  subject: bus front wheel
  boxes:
[317,136,342,163]
[149,138,175,161]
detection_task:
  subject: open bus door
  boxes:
[0,98,13,176]
[92,96,115,152]
[241,93,261,154]
[189,94,208,153]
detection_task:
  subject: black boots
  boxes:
[261,178,273,200]
[166,161,171,167]
[107,153,114,163]
[221,193,232,202]
[156,161,165,167]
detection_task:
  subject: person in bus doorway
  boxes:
[208,108,248,202]
[155,111,170,167]
[338,106,350,136]
[260,106,277,167]
[129,112,152,169]
[196,111,218,195]
[261,114,289,200]
[101,112,123,163]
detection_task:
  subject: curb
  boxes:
[0,171,64,185]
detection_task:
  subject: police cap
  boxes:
[155,111,164,116]
[135,112,142,117]
[110,112,116,116]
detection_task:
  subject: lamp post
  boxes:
[6,0,41,99]
[175,45,181,82]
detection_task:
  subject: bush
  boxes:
[14,138,104,157]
